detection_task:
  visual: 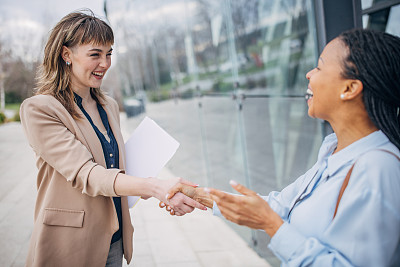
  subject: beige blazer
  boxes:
[20,94,134,267]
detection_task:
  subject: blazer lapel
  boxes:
[73,102,107,168]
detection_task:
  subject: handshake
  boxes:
[153,177,283,239]
[156,178,214,216]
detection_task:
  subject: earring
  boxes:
[66,61,71,66]
[340,94,345,99]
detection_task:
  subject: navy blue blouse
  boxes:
[74,93,122,244]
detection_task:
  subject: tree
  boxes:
[0,40,12,110]
[3,59,37,103]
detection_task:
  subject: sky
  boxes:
[0,0,106,61]
[0,0,195,61]
[0,0,105,23]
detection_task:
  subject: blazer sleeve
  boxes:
[20,95,121,197]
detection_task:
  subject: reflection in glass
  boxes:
[386,5,400,37]
[362,4,400,37]
[362,0,391,9]
[365,8,391,32]
[107,1,320,265]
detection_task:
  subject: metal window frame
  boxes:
[362,0,400,15]
[313,0,362,55]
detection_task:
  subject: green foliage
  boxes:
[245,78,257,89]
[211,79,233,93]
[147,89,170,102]
[158,58,172,85]
[0,112,5,124]
[13,112,20,122]
[160,82,174,91]
[182,75,192,84]
[179,88,194,99]
[5,91,22,103]
[5,103,21,110]
[244,77,268,89]
[257,77,267,88]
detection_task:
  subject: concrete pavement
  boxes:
[0,122,36,267]
[0,121,272,267]
[126,177,271,267]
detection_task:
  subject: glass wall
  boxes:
[107,0,321,264]
[362,0,400,37]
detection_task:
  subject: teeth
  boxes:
[305,88,313,100]
[92,72,104,76]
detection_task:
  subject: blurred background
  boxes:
[1,0,399,265]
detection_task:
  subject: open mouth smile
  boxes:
[305,88,313,101]
[92,71,104,78]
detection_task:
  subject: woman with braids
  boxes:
[19,10,205,267]
[164,28,400,266]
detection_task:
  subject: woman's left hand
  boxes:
[208,180,283,237]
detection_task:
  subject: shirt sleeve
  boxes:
[268,150,400,267]
[20,96,122,197]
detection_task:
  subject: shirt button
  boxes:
[110,153,113,157]
[111,164,114,168]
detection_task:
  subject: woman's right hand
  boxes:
[168,184,214,208]
[153,178,207,215]
[114,173,206,214]
[158,184,214,215]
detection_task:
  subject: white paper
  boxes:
[125,116,180,208]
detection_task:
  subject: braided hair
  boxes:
[338,28,400,150]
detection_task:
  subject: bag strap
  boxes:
[333,149,400,220]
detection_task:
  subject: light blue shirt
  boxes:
[214,130,400,266]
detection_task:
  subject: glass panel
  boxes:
[240,96,322,262]
[365,8,391,32]
[362,0,375,9]
[362,0,390,9]
[198,95,254,247]
[363,4,400,37]
[108,1,320,266]
[198,96,247,190]
[386,4,400,37]
[242,98,322,193]
[125,98,210,187]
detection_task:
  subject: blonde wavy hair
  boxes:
[35,10,114,119]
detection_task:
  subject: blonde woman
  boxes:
[20,10,205,267]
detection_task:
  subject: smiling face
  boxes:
[305,38,348,121]
[64,43,112,92]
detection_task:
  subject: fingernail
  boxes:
[204,187,210,193]
[229,180,238,186]
[195,184,199,187]
[202,207,207,211]
[165,193,170,200]
[160,203,165,208]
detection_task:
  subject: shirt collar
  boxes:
[317,133,337,162]
[326,130,389,177]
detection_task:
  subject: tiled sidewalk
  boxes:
[125,168,271,267]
